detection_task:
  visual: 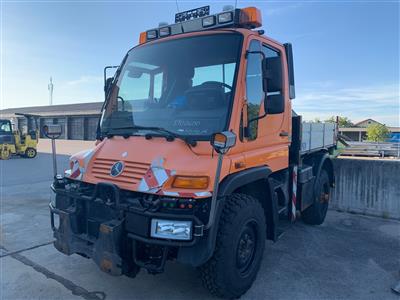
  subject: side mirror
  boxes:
[104,77,114,93]
[265,94,284,114]
[42,124,62,139]
[284,43,296,99]
[210,131,236,154]
[262,56,282,93]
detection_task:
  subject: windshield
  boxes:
[0,120,12,134]
[100,33,242,139]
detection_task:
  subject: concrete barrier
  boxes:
[331,158,400,220]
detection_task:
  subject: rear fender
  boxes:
[312,152,335,187]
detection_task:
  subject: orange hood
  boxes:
[64,136,232,198]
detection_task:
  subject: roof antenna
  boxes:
[235,0,238,9]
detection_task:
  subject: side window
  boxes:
[0,122,11,132]
[246,40,263,140]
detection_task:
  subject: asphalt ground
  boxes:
[1,139,399,299]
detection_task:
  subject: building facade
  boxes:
[339,119,400,142]
[0,102,103,141]
[2,104,399,142]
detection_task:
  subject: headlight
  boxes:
[218,11,233,24]
[150,219,192,241]
[202,15,216,27]
[146,30,158,39]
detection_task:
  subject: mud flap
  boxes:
[93,220,123,276]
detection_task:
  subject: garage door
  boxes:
[28,118,37,132]
[54,118,66,139]
[18,117,27,133]
[86,116,100,140]
[40,118,54,138]
[69,117,84,140]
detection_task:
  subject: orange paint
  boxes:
[66,28,292,198]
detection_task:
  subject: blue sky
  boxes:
[1,0,399,126]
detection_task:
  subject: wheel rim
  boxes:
[236,221,258,275]
[27,149,35,157]
[2,150,10,160]
[319,182,330,216]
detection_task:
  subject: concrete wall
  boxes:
[331,158,400,220]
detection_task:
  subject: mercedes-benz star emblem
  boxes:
[110,161,125,177]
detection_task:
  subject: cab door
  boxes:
[243,38,290,172]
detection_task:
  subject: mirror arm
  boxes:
[248,110,267,124]
[244,107,267,138]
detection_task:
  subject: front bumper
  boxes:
[50,202,124,275]
[49,180,216,275]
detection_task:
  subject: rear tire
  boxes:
[122,262,140,278]
[302,169,330,225]
[200,193,266,298]
[25,147,37,158]
[1,148,11,160]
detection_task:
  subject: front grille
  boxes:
[91,158,150,185]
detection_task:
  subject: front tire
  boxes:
[25,147,37,158]
[302,169,330,225]
[200,193,266,298]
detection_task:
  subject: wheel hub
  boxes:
[236,223,257,273]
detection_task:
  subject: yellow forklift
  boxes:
[0,113,39,160]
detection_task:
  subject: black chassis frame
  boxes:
[49,177,224,275]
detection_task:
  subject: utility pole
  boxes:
[48,77,54,105]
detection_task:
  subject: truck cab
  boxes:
[50,6,335,298]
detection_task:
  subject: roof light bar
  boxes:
[139,6,262,45]
[175,6,210,23]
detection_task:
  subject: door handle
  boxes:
[279,131,289,137]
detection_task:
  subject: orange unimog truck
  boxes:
[50,6,336,298]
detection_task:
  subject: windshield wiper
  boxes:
[102,125,142,139]
[139,125,197,147]
[108,125,197,147]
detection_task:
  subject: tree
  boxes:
[366,123,390,142]
[324,116,353,127]
[313,117,322,123]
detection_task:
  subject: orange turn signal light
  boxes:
[213,133,227,147]
[240,7,262,29]
[172,176,209,189]
[139,32,147,44]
